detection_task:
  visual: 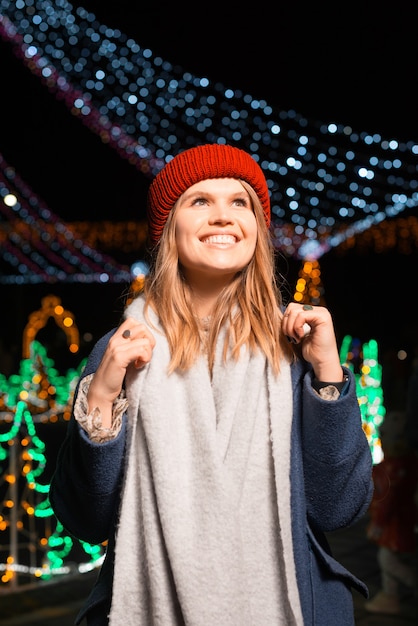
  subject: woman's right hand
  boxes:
[87,317,156,425]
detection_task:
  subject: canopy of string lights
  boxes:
[0,0,417,286]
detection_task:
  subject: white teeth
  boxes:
[203,235,236,244]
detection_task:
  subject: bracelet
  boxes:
[312,375,349,393]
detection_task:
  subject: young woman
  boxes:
[50,143,374,625]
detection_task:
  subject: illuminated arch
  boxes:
[22,295,79,358]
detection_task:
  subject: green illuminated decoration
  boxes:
[340,335,385,464]
[0,341,104,588]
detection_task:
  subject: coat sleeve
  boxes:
[301,366,374,531]
[49,329,127,545]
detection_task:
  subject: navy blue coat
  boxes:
[50,329,374,625]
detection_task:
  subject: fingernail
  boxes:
[302,323,311,336]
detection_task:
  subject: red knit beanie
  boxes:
[147,144,270,245]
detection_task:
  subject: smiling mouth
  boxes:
[202,235,237,244]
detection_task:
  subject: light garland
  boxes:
[292,259,326,305]
[0,340,104,587]
[22,294,80,359]
[0,0,417,288]
[340,336,385,464]
[0,153,132,284]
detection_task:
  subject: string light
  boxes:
[292,259,325,305]
[0,151,132,284]
[340,336,386,464]
[22,294,80,359]
[0,0,418,287]
[0,339,104,587]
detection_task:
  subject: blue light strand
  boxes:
[0,152,132,284]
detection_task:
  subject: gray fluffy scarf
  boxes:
[109,297,303,625]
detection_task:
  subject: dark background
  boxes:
[1,1,417,401]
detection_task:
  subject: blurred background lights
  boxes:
[1,0,418,278]
[131,260,149,278]
[3,193,17,207]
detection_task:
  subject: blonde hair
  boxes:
[142,180,293,375]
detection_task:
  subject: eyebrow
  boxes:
[181,188,250,202]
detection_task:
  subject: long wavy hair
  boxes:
[142,180,294,375]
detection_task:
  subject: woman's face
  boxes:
[174,178,258,284]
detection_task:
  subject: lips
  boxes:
[202,235,237,244]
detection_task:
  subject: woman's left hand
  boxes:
[282,302,344,382]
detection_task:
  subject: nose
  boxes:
[208,201,234,224]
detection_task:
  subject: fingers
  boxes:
[120,318,156,346]
[282,303,318,344]
[282,303,342,380]
[89,319,155,411]
[118,318,156,368]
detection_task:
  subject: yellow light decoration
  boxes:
[125,275,146,306]
[22,295,80,359]
[1,323,102,588]
[293,259,326,306]
[70,220,148,253]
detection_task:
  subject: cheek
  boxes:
[175,224,197,264]
[174,219,189,247]
[175,213,200,239]
[174,232,186,262]
[245,218,258,248]
[239,223,257,264]
[246,238,257,261]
